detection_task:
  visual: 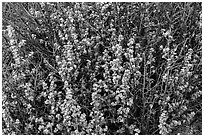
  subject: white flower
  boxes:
[38,125,44,131]
[15,119,20,124]
[35,11,41,18]
[134,128,140,133]
[166,96,170,101]
[10,39,16,45]
[43,129,49,134]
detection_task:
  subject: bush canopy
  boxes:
[2,2,202,135]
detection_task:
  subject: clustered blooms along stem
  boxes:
[2,2,202,135]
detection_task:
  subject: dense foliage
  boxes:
[2,2,202,135]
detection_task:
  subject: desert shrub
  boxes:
[2,2,202,135]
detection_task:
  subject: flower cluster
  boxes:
[2,2,202,135]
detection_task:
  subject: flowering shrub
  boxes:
[2,2,202,135]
